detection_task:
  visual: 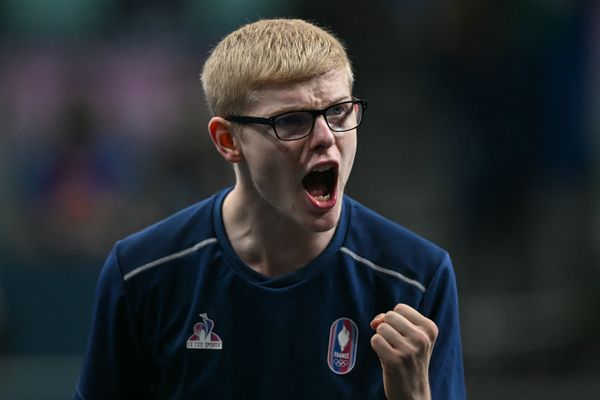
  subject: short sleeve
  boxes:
[74,246,151,399]
[418,253,466,400]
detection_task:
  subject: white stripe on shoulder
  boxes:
[340,246,426,293]
[123,237,218,281]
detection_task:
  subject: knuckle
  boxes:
[370,333,380,346]
[393,303,409,313]
[413,331,430,349]
[370,333,387,352]
[425,319,439,341]
[375,322,388,335]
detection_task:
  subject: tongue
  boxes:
[303,171,330,197]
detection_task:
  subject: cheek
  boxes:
[248,151,295,188]
[340,136,357,181]
[240,137,288,179]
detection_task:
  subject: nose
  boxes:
[308,115,335,150]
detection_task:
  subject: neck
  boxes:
[222,186,336,277]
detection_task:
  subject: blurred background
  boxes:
[0,0,599,398]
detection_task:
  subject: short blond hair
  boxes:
[201,18,354,116]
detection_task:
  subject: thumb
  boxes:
[370,313,385,330]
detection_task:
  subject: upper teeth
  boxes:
[312,166,331,172]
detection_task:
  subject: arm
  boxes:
[74,247,151,399]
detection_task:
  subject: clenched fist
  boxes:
[370,304,439,400]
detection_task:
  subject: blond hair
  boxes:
[201,18,354,116]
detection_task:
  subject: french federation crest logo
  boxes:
[186,313,223,350]
[327,318,358,374]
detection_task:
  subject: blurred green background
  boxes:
[0,0,599,398]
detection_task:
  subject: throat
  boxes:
[303,169,334,200]
[222,183,336,278]
[237,230,335,278]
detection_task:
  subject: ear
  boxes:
[208,117,242,163]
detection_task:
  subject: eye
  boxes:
[326,102,352,117]
[273,111,314,139]
[275,111,312,128]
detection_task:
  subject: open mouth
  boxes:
[302,164,337,204]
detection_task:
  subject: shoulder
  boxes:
[113,191,222,279]
[341,196,450,291]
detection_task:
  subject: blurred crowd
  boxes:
[1,38,230,261]
[0,0,599,397]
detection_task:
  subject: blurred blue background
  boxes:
[1,1,599,398]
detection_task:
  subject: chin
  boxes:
[308,222,337,233]
[303,210,340,233]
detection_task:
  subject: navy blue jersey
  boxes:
[74,189,465,399]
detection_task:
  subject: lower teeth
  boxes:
[314,194,331,201]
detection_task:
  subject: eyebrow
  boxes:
[267,96,353,117]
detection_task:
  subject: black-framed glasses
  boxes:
[225,99,367,141]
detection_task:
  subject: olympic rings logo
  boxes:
[333,359,350,367]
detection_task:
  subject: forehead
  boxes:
[248,68,352,115]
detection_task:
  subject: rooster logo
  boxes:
[187,313,223,350]
[195,313,213,342]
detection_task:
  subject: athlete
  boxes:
[74,18,465,399]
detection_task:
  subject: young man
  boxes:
[74,19,465,399]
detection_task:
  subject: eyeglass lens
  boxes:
[274,101,362,140]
